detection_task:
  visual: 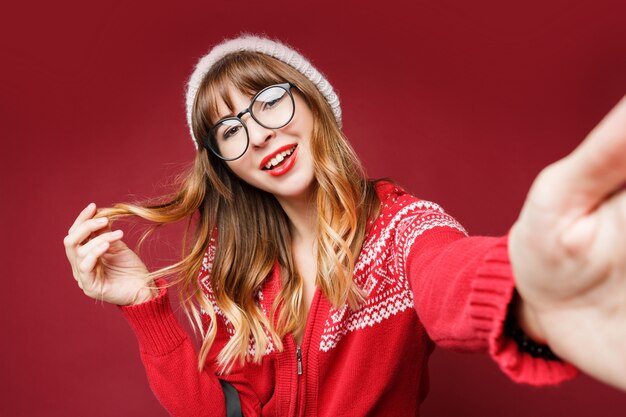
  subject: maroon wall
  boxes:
[2,0,626,416]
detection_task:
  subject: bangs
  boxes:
[201,52,289,127]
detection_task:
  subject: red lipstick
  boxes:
[268,146,298,176]
[259,144,297,170]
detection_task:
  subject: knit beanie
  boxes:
[185,34,342,149]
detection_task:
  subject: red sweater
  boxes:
[120,181,578,416]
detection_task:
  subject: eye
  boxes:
[223,124,240,140]
[215,119,244,141]
[255,87,287,112]
[263,96,283,109]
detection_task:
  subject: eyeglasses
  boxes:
[204,83,296,161]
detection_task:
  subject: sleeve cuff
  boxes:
[473,235,579,385]
[118,278,188,356]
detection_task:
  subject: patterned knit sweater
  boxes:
[120,181,578,417]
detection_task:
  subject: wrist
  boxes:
[506,290,560,360]
[129,283,158,305]
[515,293,548,344]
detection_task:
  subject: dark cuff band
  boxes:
[504,300,561,361]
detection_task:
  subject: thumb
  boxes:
[550,94,626,211]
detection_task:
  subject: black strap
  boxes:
[219,379,243,417]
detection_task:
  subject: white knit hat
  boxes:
[185,34,342,149]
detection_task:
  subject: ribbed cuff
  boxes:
[119,278,188,356]
[474,235,578,385]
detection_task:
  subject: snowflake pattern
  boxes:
[319,193,467,352]
[197,189,467,355]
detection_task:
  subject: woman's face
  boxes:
[214,85,316,203]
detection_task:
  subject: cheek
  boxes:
[286,117,314,142]
[224,160,251,181]
[225,155,268,189]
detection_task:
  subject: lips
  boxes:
[267,146,298,176]
[259,144,298,170]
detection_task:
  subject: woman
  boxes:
[63,35,626,416]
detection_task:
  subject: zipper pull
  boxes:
[296,345,303,375]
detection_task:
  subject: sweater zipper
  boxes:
[292,286,321,416]
[294,342,304,416]
[296,345,303,375]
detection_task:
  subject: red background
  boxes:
[2,0,626,416]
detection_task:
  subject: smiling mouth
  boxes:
[262,145,297,170]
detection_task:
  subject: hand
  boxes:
[509,94,626,391]
[64,202,157,306]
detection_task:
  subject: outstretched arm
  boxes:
[510,94,626,391]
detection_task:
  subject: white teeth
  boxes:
[264,146,296,169]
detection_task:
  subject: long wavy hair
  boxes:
[96,51,381,372]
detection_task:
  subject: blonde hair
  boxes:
[96,51,381,373]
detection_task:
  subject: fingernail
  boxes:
[87,202,95,210]
[97,217,108,224]
[112,230,123,237]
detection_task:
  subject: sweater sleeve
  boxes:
[397,205,579,386]
[118,278,228,417]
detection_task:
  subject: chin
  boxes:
[272,173,316,201]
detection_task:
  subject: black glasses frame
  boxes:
[203,82,296,161]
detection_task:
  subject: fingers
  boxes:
[63,203,125,293]
[78,240,109,280]
[72,229,126,297]
[64,216,110,249]
[76,229,124,259]
[68,202,96,235]
[551,94,626,209]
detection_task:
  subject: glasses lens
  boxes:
[251,86,294,129]
[210,119,248,160]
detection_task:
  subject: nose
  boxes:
[244,115,274,148]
